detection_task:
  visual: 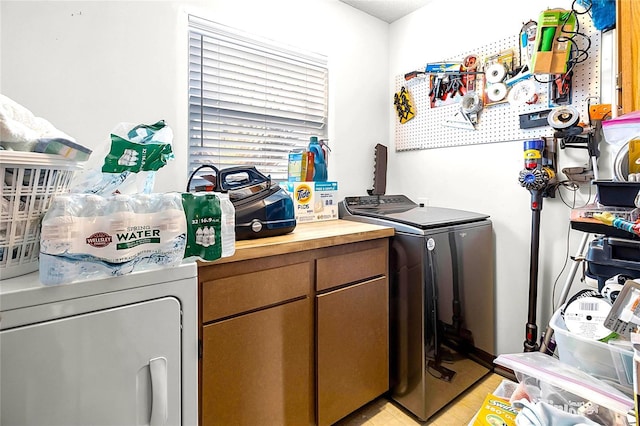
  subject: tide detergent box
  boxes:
[280,181,338,223]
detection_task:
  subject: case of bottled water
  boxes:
[40,192,187,285]
[181,192,235,262]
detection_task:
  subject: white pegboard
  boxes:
[395,12,601,151]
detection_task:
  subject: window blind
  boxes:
[188,16,328,181]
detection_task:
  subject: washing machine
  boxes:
[0,263,198,426]
[340,194,496,421]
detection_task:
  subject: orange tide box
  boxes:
[472,394,518,426]
[280,181,338,223]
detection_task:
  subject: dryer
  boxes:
[0,263,198,426]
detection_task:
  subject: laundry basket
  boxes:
[0,151,83,279]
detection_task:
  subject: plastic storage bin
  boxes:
[594,180,640,207]
[549,308,634,395]
[586,237,640,290]
[495,352,634,423]
[0,151,82,279]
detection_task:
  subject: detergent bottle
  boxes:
[308,136,327,181]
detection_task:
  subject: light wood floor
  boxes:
[334,373,507,426]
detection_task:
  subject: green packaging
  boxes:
[181,192,222,261]
[103,135,173,173]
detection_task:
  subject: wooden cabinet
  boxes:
[618,0,640,113]
[316,242,389,426]
[201,298,313,425]
[197,222,392,426]
[317,277,389,426]
[199,255,315,426]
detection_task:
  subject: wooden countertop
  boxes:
[199,219,394,265]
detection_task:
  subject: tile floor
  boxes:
[334,373,506,425]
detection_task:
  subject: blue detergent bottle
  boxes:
[308,136,327,181]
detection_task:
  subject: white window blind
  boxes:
[188,16,328,181]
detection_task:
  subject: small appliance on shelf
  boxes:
[187,165,296,240]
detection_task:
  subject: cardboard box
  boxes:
[280,181,338,223]
[531,9,576,74]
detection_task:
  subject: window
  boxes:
[188,16,328,182]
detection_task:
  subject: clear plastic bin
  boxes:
[549,308,634,395]
[495,352,634,424]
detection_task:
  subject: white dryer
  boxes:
[0,263,198,426]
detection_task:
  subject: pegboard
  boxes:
[395,12,601,151]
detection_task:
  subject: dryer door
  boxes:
[1,296,181,426]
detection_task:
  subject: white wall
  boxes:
[388,0,618,354]
[1,0,616,355]
[0,0,390,197]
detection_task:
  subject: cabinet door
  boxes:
[317,277,389,426]
[201,297,313,426]
[619,0,640,113]
[0,297,182,426]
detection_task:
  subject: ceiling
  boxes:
[339,0,434,23]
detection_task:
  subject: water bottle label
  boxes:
[41,212,186,264]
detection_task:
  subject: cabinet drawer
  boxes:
[202,262,311,322]
[316,242,387,292]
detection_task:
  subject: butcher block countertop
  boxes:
[200,219,394,264]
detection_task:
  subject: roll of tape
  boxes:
[547,106,580,129]
[487,83,507,102]
[461,91,483,114]
[563,296,612,340]
[485,63,507,83]
[602,282,624,303]
[507,80,537,106]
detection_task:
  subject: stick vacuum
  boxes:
[518,139,555,352]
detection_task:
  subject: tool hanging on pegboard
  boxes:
[394,86,415,124]
[481,50,514,106]
[443,91,483,130]
[550,104,602,183]
[462,54,479,92]
[549,71,573,106]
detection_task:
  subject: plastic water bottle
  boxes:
[131,193,157,215]
[159,193,186,234]
[218,193,236,257]
[81,194,107,222]
[108,194,135,233]
[73,194,108,281]
[39,194,80,285]
[40,195,78,249]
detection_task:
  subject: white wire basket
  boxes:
[0,151,83,279]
